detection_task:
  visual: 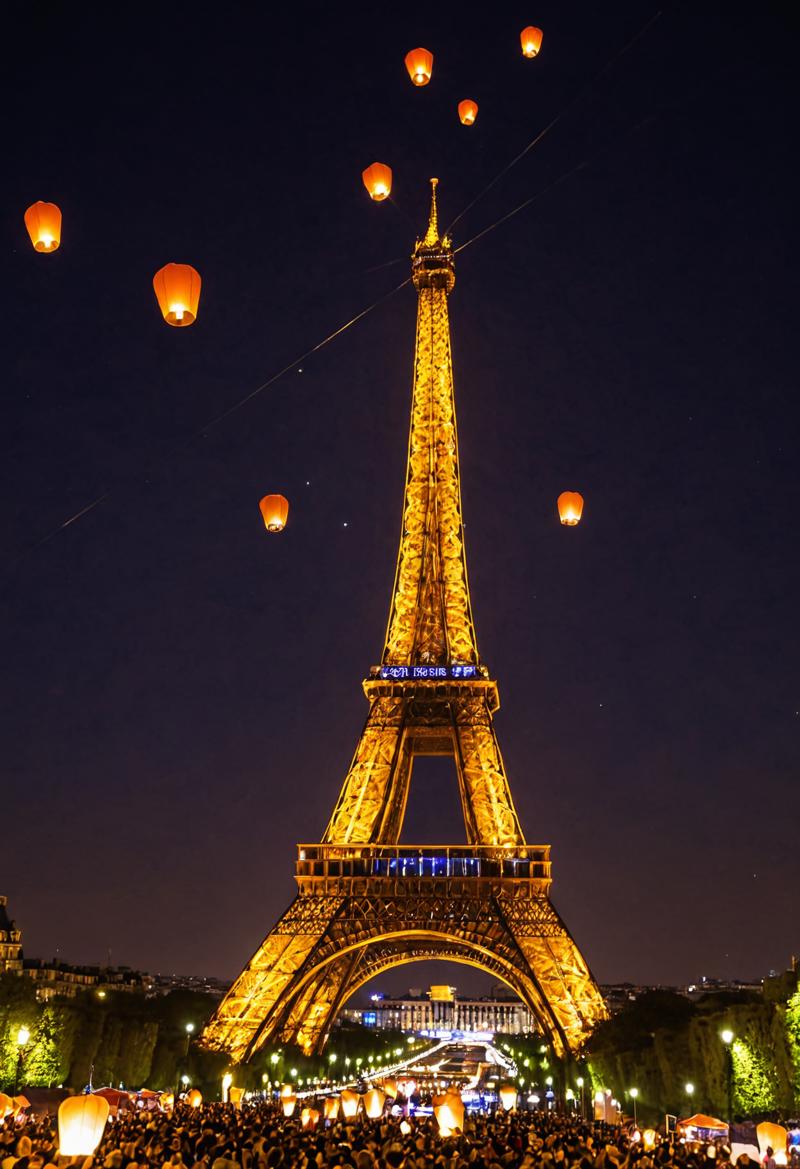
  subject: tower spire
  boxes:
[423,176,440,246]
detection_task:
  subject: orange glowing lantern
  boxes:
[229,1087,244,1110]
[382,1077,398,1099]
[340,1089,359,1119]
[24,201,62,253]
[152,263,202,327]
[57,1095,110,1156]
[362,162,393,202]
[160,1093,174,1112]
[363,1088,386,1119]
[186,1089,202,1109]
[301,1107,320,1129]
[281,1094,297,1118]
[458,100,478,126]
[405,48,433,86]
[557,491,584,526]
[433,1090,464,1136]
[259,494,289,533]
[520,26,543,57]
[499,1083,518,1111]
[323,1096,340,1121]
[0,1093,13,1122]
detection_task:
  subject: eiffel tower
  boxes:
[202,181,606,1063]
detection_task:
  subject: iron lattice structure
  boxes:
[202,181,607,1062]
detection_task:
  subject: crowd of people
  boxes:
[2,1102,798,1169]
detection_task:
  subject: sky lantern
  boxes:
[382,1077,398,1098]
[186,1089,202,1109]
[499,1083,518,1111]
[0,1093,13,1121]
[259,494,289,533]
[300,1107,319,1129]
[362,162,393,202]
[323,1097,340,1121]
[557,491,584,527]
[57,1096,110,1156]
[340,1089,359,1119]
[405,47,433,86]
[363,1088,386,1119]
[24,201,62,252]
[281,1094,297,1118]
[152,263,202,327]
[520,26,543,57]
[458,100,478,125]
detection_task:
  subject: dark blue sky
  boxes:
[1,2,796,995]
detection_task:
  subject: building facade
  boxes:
[341,984,537,1035]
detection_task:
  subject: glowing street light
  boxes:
[721,1031,735,1126]
[629,1087,638,1126]
[685,1082,695,1096]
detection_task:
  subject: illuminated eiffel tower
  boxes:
[202,181,606,1062]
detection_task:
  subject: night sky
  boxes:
[2,3,796,997]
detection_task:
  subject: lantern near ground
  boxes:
[186,1089,202,1109]
[499,1083,518,1111]
[229,1087,244,1110]
[433,1090,464,1136]
[281,1094,296,1118]
[397,1078,416,1098]
[362,163,393,202]
[757,1123,788,1158]
[520,26,543,57]
[58,1095,110,1156]
[458,100,478,126]
[259,494,289,533]
[557,491,584,526]
[340,1089,359,1119]
[405,48,433,86]
[152,263,202,327]
[323,1096,340,1121]
[363,1088,385,1119]
[301,1107,320,1129]
[160,1093,174,1112]
[0,1093,13,1121]
[24,202,62,252]
[400,1120,412,1136]
[642,1131,657,1151]
[382,1077,398,1098]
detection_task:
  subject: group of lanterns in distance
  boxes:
[364,27,543,203]
[24,202,202,328]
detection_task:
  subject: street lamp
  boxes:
[15,1026,31,1093]
[577,1077,585,1120]
[721,1030,734,1127]
[685,1082,695,1097]
[629,1088,638,1126]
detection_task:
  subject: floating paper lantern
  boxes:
[557,491,584,526]
[0,1093,13,1121]
[362,163,393,202]
[433,1090,464,1136]
[57,1095,110,1156]
[405,48,433,86]
[24,202,62,252]
[363,1088,385,1119]
[186,1089,202,1109]
[382,1077,398,1098]
[301,1107,319,1129]
[340,1089,359,1119]
[259,494,289,533]
[458,100,478,125]
[281,1094,296,1118]
[499,1083,518,1111]
[521,26,543,57]
[323,1096,340,1121]
[229,1087,244,1109]
[152,263,202,327]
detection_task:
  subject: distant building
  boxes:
[0,896,23,973]
[150,972,230,999]
[340,983,536,1035]
[0,893,150,1000]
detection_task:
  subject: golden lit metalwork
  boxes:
[201,180,606,1065]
